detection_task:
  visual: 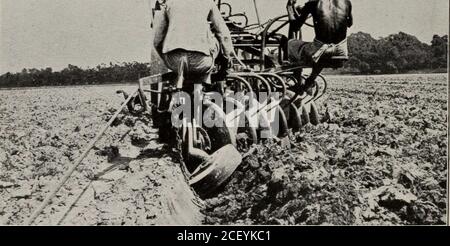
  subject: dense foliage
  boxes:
[344,32,448,74]
[0,57,166,88]
[0,33,447,87]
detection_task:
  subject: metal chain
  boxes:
[172,120,205,206]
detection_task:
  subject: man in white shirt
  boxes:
[153,0,234,85]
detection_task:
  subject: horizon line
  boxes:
[1,30,448,75]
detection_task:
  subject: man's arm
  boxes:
[209,1,234,59]
[286,0,299,21]
[291,1,315,32]
[153,7,168,58]
[347,1,353,28]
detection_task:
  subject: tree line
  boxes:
[344,32,448,74]
[0,58,167,88]
[0,32,448,88]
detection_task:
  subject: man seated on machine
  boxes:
[286,0,353,95]
[153,0,234,108]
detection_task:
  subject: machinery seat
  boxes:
[282,56,348,69]
[319,56,348,69]
[276,56,348,71]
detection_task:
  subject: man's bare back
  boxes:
[287,0,353,94]
[291,0,353,43]
[313,0,353,43]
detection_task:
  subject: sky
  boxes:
[0,0,448,73]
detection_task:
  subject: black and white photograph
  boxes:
[0,0,448,228]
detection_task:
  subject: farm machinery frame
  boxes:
[25,0,349,224]
[123,0,347,195]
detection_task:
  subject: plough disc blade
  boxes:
[301,105,311,125]
[281,97,302,132]
[309,102,320,125]
[189,144,242,195]
[298,101,321,126]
